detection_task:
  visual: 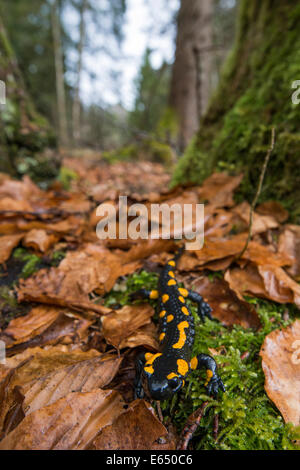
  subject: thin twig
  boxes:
[213,413,219,441]
[156,401,164,423]
[177,401,209,450]
[235,127,276,261]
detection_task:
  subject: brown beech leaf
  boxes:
[22,229,58,253]
[101,304,154,349]
[190,276,260,329]
[3,305,61,343]
[233,202,279,235]
[197,172,243,208]
[278,225,300,280]
[256,201,289,224]
[0,233,24,264]
[91,399,176,450]
[225,264,300,308]
[4,312,92,357]
[260,320,300,427]
[0,389,125,450]
[16,244,138,313]
[119,322,159,350]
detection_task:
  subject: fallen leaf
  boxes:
[101,304,154,349]
[91,399,176,450]
[256,201,289,223]
[22,229,58,253]
[190,276,261,329]
[0,389,125,450]
[260,320,300,427]
[197,172,243,208]
[0,234,24,264]
[278,225,300,280]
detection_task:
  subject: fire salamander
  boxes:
[130,248,225,401]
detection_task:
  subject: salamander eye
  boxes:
[168,376,182,392]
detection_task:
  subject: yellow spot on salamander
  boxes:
[181,306,189,316]
[169,271,175,278]
[167,372,178,380]
[172,321,189,349]
[177,359,189,376]
[149,290,159,299]
[178,296,185,303]
[168,260,176,266]
[178,288,188,297]
[145,352,153,362]
[144,366,154,374]
[167,279,176,286]
[159,310,166,318]
[167,315,174,323]
[159,333,165,342]
[190,356,198,370]
[162,294,169,303]
[145,353,162,365]
[205,369,214,386]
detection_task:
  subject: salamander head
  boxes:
[142,372,183,400]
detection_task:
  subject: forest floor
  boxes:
[0,155,299,450]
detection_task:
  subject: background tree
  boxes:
[0,14,55,174]
[169,0,214,151]
[173,0,300,220]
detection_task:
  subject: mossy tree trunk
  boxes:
[0,15,55,175]
[173,0,300,220]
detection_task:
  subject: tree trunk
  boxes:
[169,0,214,151]
[0,15,54,174]
[172,0,300,220]
[51,0,69,149]
[72,0,88,145]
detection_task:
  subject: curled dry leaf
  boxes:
[260,320,300,427]
[101,304,154,349]
[256,201,289,224]
[0,389,125,450]
[278,225,300,280]
[0,233,24,264]
[233,201,279,235]
[197,172,243,208]
[22,229,58,253]
[225,264,300,308]
[190,276,261,329]
[91,399,176,450]
[119,322,159,350]
[16,244,139,313]
[4,312,92,357]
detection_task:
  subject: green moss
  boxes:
[172,1,300,222]
[13,247,41,279]
[102,139,174,167]
[57,166,79,190]
[106,270,300,450]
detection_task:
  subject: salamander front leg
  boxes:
[186,290,212,323]
[190,354,225,398]
[134,352,148,399]
[130,289,159,302]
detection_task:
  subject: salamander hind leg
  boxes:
[190,353,225,398]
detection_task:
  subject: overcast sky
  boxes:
[76,0,179,110]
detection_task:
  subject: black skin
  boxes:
[130,249,225,401]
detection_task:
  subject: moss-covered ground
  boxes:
[105,270,300,450]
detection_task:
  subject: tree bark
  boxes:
[173,0,300,220]
[169,0,214,151]
[72,0,88,145]
[51,0,69,149]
